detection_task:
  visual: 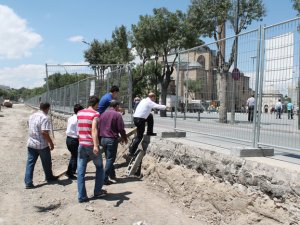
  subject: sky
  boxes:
[0,0,298,89]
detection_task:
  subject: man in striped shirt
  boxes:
[77,96,105,203]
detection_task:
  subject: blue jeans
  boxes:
[101,137,118,181]
[24,147,54,187]
[77,145,104,202]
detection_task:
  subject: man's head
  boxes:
[40,102,51,114]
[278,99,281,102]
[148,92,156,102]
[109,100,120,110]
[74,104,84,114]
[110,85,119,99]
[88,96,100,110]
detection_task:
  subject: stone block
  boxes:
[231,147,274,157]
[161,132,186,138]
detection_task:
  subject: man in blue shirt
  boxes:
[98,86,119,114]
[287,101,294,120]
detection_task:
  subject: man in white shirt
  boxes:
[246,94,255,122]
[65,104,84,179]
[24,102,58,189]
[129,92,166,157]
[275,99,283,119]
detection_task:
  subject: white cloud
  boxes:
[0,5,42,59]
[68,35,84,43]
[0,64,45,88]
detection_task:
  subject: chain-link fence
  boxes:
[25,18,300,153]
[171,18,300,153]
[26,64,133,124]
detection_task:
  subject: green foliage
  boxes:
[45,73,89,90]
[292,0,300,15]
[188,0,266,37]
[184,79,203,93]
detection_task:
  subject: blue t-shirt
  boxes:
[98,93,112,114]
[287,102,294,111]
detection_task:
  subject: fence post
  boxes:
[174,53,180,131]
[253,25,263,148]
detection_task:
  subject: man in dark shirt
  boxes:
[99,100,128,185]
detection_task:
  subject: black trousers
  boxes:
[66,136,79,175]
[248,105,254,122]
[129,114,154,155]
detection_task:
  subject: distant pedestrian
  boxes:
[24,102,58,189]
[77,96,106,203]
[133,96,141,112]
[99,100,128,185]
[65,104,84,179]
[246,94,255,122]
[275,99,283,119]
[287,101,294,120]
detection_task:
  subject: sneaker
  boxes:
[46,176,59,183]
[146,132,157,136]
[25,184,35,189]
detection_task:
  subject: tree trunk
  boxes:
[219,73,227,123]
[160,87,167,117]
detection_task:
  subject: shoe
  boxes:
[109,176,117,182]
[104,180,114,185]
[25,184,35,189]
[66,173,77,180]
[128,151,135,157]
[93,189,108,198]
[146,132,157,136]
[46,176,59,183]
[78,198,89,203]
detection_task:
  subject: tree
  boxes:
[188,0,265,123]
[131,7,203,117]
[292,0,300,15]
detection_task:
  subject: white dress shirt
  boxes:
[133,97,166,119]
[66,114,78,138]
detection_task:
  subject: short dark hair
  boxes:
[74,104,84,114]
[88,96,99,107]
[109,100,120,108]
[40,102,50,111]
[110,85,119,93]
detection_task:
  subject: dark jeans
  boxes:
[129,114,154,155]
[288,110,293,119]
[24,147,54,186]
[101,137,118,181]
[276,109,282,119]
[66,137,79,175]
[248,105,254,122]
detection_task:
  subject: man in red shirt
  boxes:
[77,96,105,203]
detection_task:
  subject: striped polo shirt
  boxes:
[77,108,100,146]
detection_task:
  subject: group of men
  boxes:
[24,85,166,203]
[246,94,295,121]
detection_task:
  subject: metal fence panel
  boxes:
[258,18,300,152]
